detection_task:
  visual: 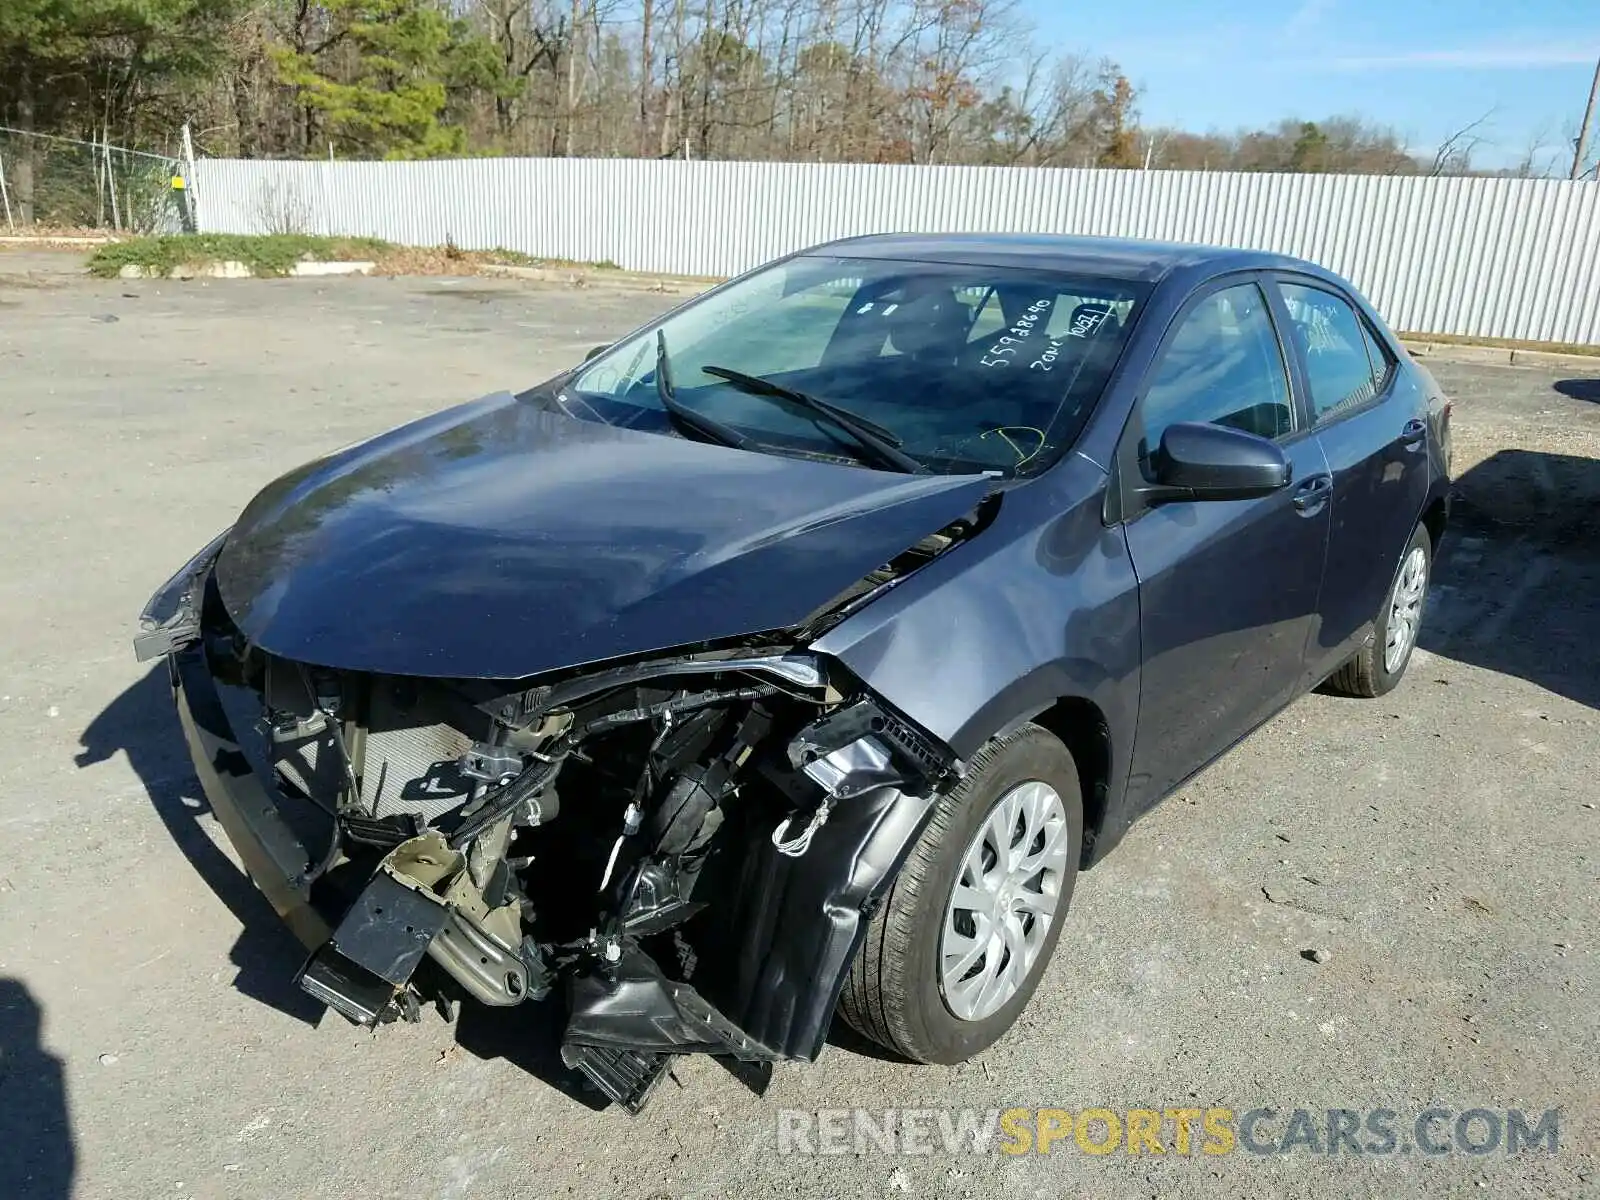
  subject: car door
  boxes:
[1114,277,1332,816]
[1269,278,1431,684]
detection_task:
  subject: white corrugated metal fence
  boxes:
[192,157,1600,343]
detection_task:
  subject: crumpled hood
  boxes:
[214,392,993,678]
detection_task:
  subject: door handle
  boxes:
[1292,474,1333,513]
[1400,418,1427,449]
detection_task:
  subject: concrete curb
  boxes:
[292,260,376,277]
[117,260,376,280]
[1504,347,1600,369]
[1402,339,1599,370]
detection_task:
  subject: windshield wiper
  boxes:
[700,364,926,474]
[701,366,904,445]
[654,332,754,451]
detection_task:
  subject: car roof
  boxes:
[801,232,1316,285]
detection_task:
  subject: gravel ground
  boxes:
[0,251,1595,1200]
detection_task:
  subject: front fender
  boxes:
[813,467,1140,765]
[688,782,936,1061]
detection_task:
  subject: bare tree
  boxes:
[1428,107,1495,177]
[1510,123,1558,179]
[24,0,1516,180]
[638,0,654,154]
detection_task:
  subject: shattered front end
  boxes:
[145,570,959,1113]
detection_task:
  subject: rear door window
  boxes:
[1279,282,1382,425]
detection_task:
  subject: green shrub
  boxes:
[88,234,391,277]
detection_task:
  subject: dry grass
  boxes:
[366,243,619,275]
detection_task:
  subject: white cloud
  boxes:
[1332,44,1600,70]
[1285,0,1336,37]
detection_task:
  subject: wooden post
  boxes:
[103,139,121,231]
[95,130,107,227]
[0,152,13,232]
[1573,57,1600,180]
[182,122,200,230]
[14,61,35,224]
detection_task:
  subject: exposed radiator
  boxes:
[362,681,476,822]
[269,674,477,823]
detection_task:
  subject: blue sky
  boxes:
[1033,0,1600,170]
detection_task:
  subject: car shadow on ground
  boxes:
[825,1016,916,1062]
[1551,378,1599,403]
[75,666,326,1026]
[1418,448,1600,711]
[451,992,609,1111]
[0,978,75,1200]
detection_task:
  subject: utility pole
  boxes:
[1572,56,1600,180]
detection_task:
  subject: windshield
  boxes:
[562,254,1147,477]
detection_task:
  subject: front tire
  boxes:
[838,723,1082,1064]
[1325,523,1432,698]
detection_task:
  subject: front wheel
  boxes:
[1325,523,1432,698]
[838,723,1082,1064]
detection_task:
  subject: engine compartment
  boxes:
[191,580,959,1108]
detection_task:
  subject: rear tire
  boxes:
[1325,523,1431,698]
[838,723,1082,1064]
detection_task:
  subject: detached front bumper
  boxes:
[170,645,331,949]
[171,642,548,1023]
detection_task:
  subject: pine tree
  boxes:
[270,0,495,159]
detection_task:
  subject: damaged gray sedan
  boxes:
[137,234,1450,1111]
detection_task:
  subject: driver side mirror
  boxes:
[1137,421,1291,505]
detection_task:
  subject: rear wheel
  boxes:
[839,723,1082,1064]
[1325,523,1431,698]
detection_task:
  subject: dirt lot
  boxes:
[1,250,1596,1199]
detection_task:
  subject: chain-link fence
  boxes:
[0,127,189,234]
